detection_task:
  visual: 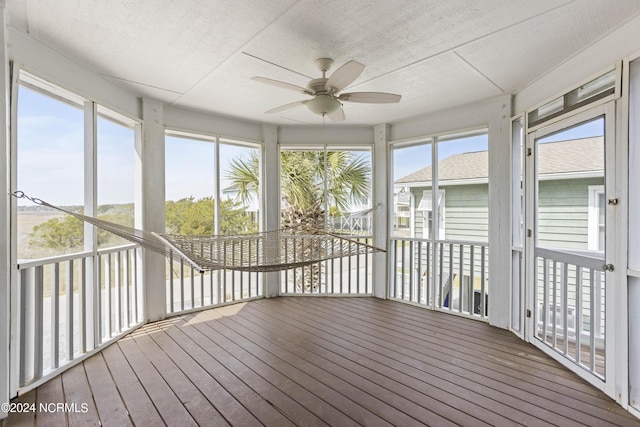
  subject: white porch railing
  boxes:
[390,237,489,320]
[279,236,374,295]
[166,254,263,315]
[534,247,606,378]
[15,244,143,390]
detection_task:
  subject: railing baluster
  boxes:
[590,269,596,373]
[458,244,463,313]
[469,245,475,316]
[222,242,227,301]
[552,260,558,348]
[51,262,60,369]
[66,259,74,361]
[401,239,406,300]
[356,239,361,294]
[180,259,185,311]
[96,254,102,346]
[232,240,236,300]
[562,262,569,356]
[439,242,444,308]
[542,257,549,342]
[169,252,174,313]
[247,239,252,298]
[80,258,86,354]
[417,242,422,304]
[133,249,139,324]
[105,253,112,339]
[34,266,44,380]
[126,249,131,327]
[449,243,453,311]
[115,252,121,334]
[409,240,414,302]
[190,265,195,308]
[480,246,486,318]
[426,242,431,307]
[576,266,583,365]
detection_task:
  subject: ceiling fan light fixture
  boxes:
[306,94,341,115]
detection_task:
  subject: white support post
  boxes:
[373,124,389,299]
[136,98,166,321]
[262,124,279,297]
[488,95,512,329]
[84,101,98,349]
[0,0,10,418]
[627,57,640,412]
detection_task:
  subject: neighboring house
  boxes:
[394,137,604,251]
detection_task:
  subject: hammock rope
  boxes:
[11,192,385,273]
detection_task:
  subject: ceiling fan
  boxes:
[252,58,401,122]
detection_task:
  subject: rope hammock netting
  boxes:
[12,192,384,273]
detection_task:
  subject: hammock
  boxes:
[12,192,384,273]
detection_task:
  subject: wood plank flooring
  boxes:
[5,297,640,426]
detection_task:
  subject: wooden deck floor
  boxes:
[5,297,640,426]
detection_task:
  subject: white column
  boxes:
[136,98,166,321]
[373,124,389,299]
[0,1,10,418]
[488,95,512,329]
[83,101,99,349]
[627,57,640,412]
[262,124,280,297]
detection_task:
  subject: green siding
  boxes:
[412,184,488,243]
[409,177,603,248]
[537,177,603,250]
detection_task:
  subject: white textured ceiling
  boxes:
[7,0,640,126]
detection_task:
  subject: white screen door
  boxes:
[526,103,615,394]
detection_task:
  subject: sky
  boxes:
[392,119,604,182]
[17,83,605,205]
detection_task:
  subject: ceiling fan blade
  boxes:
[252,76,313,95]
[325,60,365,93]
[338,92,402,103]
[327,106,346,122]
[265,100,307,114]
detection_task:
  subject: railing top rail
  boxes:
[18,243,139,270]
[97,243,139,256]
[18,251,94,270]
[390,236,489,248]
[535,246,605,271]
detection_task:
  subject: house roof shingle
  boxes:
[395,137,603,184]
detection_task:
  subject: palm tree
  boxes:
[226,150,371,292]
[227,150,371,229]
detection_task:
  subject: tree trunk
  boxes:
[282,202,325,292]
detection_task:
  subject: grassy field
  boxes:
[17,210,66,260]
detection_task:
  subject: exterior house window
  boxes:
[394,187,412,233]
[587,185,605,251]
[417,189,445,239]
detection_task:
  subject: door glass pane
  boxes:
[536,119,604,251]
